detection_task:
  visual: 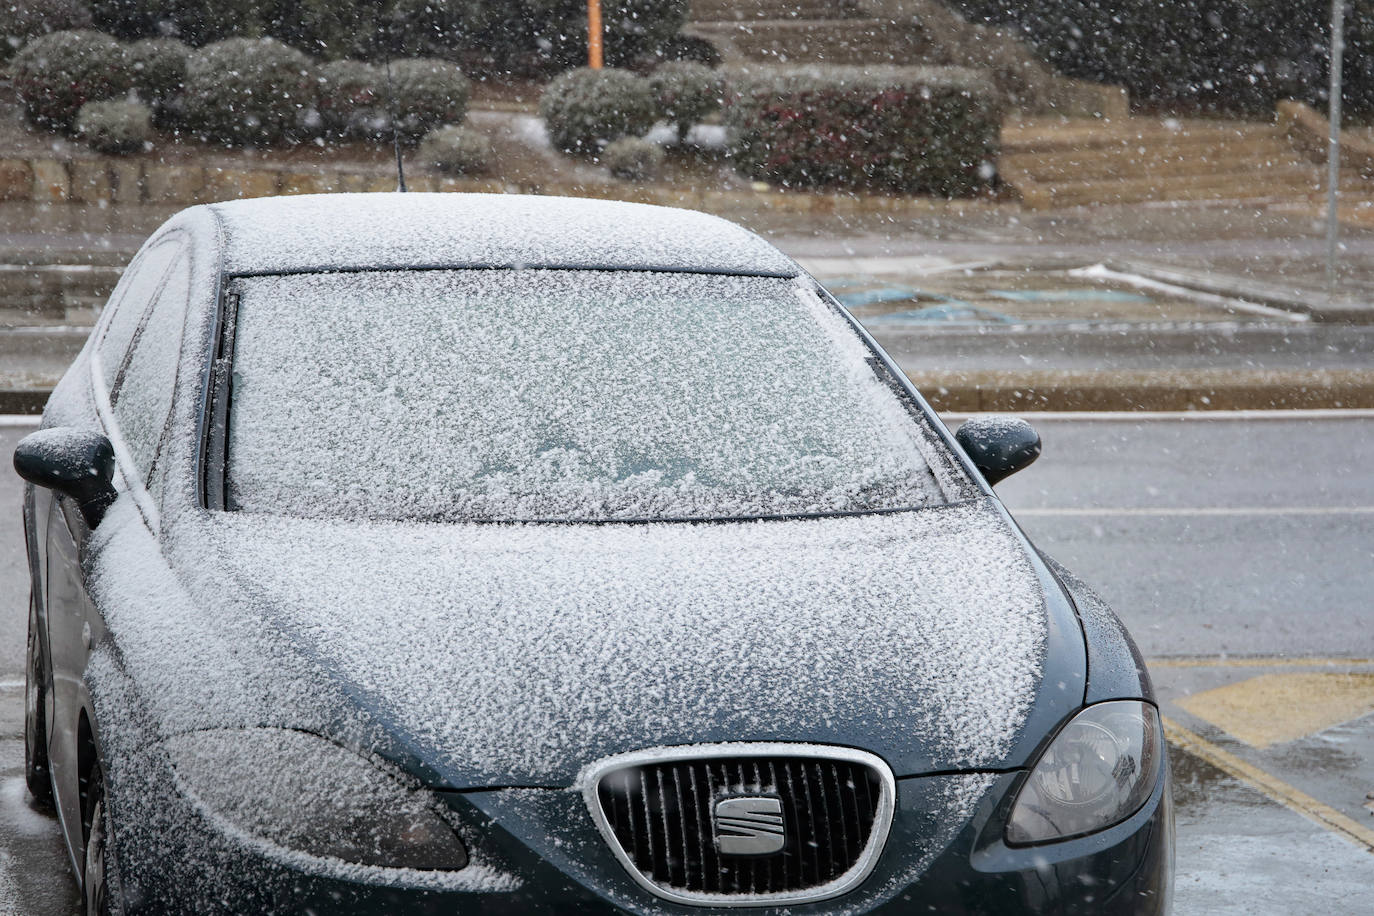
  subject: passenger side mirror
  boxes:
[13,428,119,528]
[955,417,1042,486]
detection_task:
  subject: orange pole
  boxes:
[588,0,604,69]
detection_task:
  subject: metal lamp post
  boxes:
[1328,0,1346,298]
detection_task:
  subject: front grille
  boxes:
[587,747,893,906]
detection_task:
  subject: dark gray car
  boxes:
[15,193,1171,914]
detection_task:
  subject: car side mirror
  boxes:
[13,428,119,528]
[955,416,1042,486]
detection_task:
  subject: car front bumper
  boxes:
[107,742,1171,916]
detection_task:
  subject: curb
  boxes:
[1106,259,1374,324]
[907,369,1374,413]
[8,370,1374,417]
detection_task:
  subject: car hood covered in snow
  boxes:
[108,498,1085,789]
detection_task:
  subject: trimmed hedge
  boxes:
[540,67,656,156]
[387,58,470,143]
[724,65,1001,196]
[1,0,93,60]
[416,125,492,175]
[181,37,315,145]
[10,29,130,130]
[650,61,724,142]
[75,98,152,153]
[601,136,664,179]
[315,60,387,141]
[125,37,190,104]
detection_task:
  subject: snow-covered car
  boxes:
[14,193,1172,915]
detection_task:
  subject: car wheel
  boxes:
[24,596,53,806]
[83,763,112,916]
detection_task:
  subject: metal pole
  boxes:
[1327,0,1346,297]
[588,0,604,69]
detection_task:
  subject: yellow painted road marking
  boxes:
[1178,672,1374,748]
[1149,656,1374,669]
[1163,717,1374,854]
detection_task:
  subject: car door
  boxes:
[44,237,189,847]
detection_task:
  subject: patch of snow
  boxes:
[195,498,1048,786]
[1069,264,1308,323]
[227,271,946,522]
[211,193,798,277]
[643,123,728,150]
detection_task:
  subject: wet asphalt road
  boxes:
[0,414,1371,913]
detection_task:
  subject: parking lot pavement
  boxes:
[1,415,1372,913]
[986,411,1374,911]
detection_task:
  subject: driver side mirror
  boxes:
[955,416,1042,486]
[13,428,118,528]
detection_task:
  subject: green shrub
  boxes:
[75,98,152,153]
[0,0,93,60]
[416,124,491,175]
[181,37,315,145]
[314,59,385,140]
[724,65,1001,196]
[10,29,130,130]
[387,58,470,143]
[125,37,190,108]
[600,136,664,180]
[650,61,724,142]
[539,67,656,156]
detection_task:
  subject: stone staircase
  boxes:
[686,0,1125,116]
[686,0,931,66]
[1000,117,1371,210]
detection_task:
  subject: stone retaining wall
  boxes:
[0,154,1006,217]
[1278,99,1374,177]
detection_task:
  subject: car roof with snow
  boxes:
[206,193,801,277]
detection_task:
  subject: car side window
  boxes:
[109,252,191,494]
[96,239,181,394]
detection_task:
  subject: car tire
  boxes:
[24,595,53,806]
[83,762,112,916]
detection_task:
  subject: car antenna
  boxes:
[382,30,407,192]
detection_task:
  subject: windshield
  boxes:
[225,269,951,522]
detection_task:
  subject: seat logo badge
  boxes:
[713,796,786,856]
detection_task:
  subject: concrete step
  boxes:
[0,264,118,319]
[1002,120,1285,153]
[1002,150,1316,183]
[687,19,932,65]
[1016,171,1341,209]
[690,0,867,22]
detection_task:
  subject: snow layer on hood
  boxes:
[226,271,947,522]
[209,193,798,276]
[199,500,1047,786]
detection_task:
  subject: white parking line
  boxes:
[1069,264,1310,322]
[0,416,40,427]
[1016,506,1374,517]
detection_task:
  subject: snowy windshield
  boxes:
[225,269,949,522]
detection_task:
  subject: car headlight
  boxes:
[164,727,468,870]
[1005,700,1162,845]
